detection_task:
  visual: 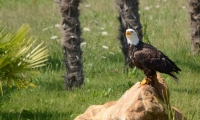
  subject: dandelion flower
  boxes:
[29,83,36,88]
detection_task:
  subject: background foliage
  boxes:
[0,0,199,120]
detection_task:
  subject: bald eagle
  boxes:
[126,29,181,86]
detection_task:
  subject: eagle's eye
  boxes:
[130,31,133,33]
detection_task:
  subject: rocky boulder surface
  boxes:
[75,73,187,120]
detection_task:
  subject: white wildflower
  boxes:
[50,36,58,40]
[83,28,91,32]
[100,28,105,31]
[102,45,109,49]
[109,52,115,55]
[144,6,150,11]
[42,26,53,31]
[42,28,49,32]
[93,20,98,25]
[55,24,62,28]
[85,4,90,8]
[102,56,106,59]
[155,5,160,8]
[181,6,186,9]
[81,42,87,46]
[88,63,92,66]
[102,31,108,36]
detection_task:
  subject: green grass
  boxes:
[0,0,200,120]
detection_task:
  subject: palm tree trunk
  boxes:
[56,0,84,90]
[188,0,200,55]
[115,0,143,70]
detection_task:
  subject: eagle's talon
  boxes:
[138,78,152,88]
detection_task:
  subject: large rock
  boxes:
[75,73,187,120]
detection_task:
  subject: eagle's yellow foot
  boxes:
[138,78,152,88]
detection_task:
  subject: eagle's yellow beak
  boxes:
[126,31,131,36]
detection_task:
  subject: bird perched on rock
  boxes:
[126,29,181,87]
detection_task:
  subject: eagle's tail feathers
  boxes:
[169,72,179,83]
[166,58,181,72]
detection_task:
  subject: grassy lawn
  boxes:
[0,0,200,120]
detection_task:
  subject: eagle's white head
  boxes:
[126,29,139,45]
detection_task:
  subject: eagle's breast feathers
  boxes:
[128,43,164,68]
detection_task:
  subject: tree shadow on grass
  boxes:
[173,88,200,95]
[0,87,16,106]
[39,80,65,91]
[0,110,73,120]
[176,56,200,74]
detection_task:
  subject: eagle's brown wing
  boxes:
[133,46,181,81]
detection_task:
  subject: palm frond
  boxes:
[0,24,49,94]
